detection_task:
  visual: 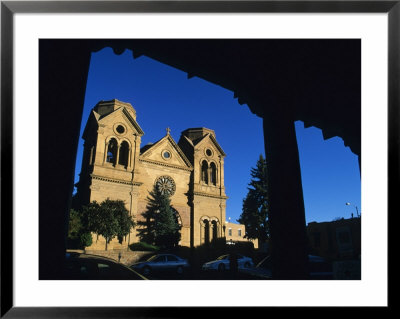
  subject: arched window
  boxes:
[118,141,129,168]
[210,162,217,185]
[89,145,96,165]
[203,219,210,245]
[106,138,118,166]
[211,220,218,241]
[172,208,182,227]
[201,160,208,184]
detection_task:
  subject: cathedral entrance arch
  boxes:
[171,207,182,227]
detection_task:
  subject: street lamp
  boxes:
[346,202,360,218]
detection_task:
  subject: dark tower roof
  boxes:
[181,127,216,144]
[93,99,137,119]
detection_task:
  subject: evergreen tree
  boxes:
[138,186,181,250]
[238,154,270,243]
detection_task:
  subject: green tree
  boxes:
[138,186,181,250]
[237,154,270,244]
[67,208,92,249]
[84,199,135,250]
[68,208,82,239]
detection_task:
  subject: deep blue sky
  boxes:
[74,47,361,225]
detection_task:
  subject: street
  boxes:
[141,268,269,280]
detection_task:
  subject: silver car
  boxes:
[202,254,254,271]
[131,253,190,276]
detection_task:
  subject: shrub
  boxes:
[129,242,160,251]
[79,232,93,248]
[67,209,92,249]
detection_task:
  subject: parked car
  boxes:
[130,253,190,276]
[239,255,333,279]
[63,252,147,280]
[238,255,272,279]
[202,254,254,271]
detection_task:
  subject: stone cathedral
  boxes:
[75,99,228,250]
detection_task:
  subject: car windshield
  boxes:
[257,256,272,269]
[147,255,159,261]
[64,257,147,280]
[217,255,228,260]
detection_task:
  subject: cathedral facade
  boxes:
[75,99,228,250]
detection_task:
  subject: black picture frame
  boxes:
[1,0,395,317]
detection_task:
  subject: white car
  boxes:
[202,254,254,271]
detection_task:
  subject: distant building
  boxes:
[307,217,361,261]
[225,221,258,249]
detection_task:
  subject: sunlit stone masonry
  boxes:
[75,99,228,250]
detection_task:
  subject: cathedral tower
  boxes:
[75,99,144,249]
[178,128,227,247]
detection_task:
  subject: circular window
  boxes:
[116,125,125,134]
[162,150,172,160]
[155,176,176,197]
[206,148,213,157]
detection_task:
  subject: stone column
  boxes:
[103,140,109,164]
[218,156,225,191]
[127,145,132,169]
[219,201,226,237]
[132,134,141,177]
[115,143,120,166]
[193,149,200,184]
[263,113,309,279]
[89,145,95,165]
[128,187,139,249]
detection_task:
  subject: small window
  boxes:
[163,151,171,159]
[238,229,242,237]
[206,148,212,156]
[201,160,209,184]
[106,138,118,166]
[228,228,232,236]
[107,152,114,162]
[116,125,125,134]
[118,141,129,167]
[210,162,217,185]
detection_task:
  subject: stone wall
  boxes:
[84,249,153,266]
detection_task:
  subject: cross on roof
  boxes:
[166,127,171,135]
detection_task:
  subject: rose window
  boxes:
[155,175,176,197]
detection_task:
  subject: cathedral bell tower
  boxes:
[178,128,227,247]
[75,99,144,249]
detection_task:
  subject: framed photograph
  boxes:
[1,0,395,317]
